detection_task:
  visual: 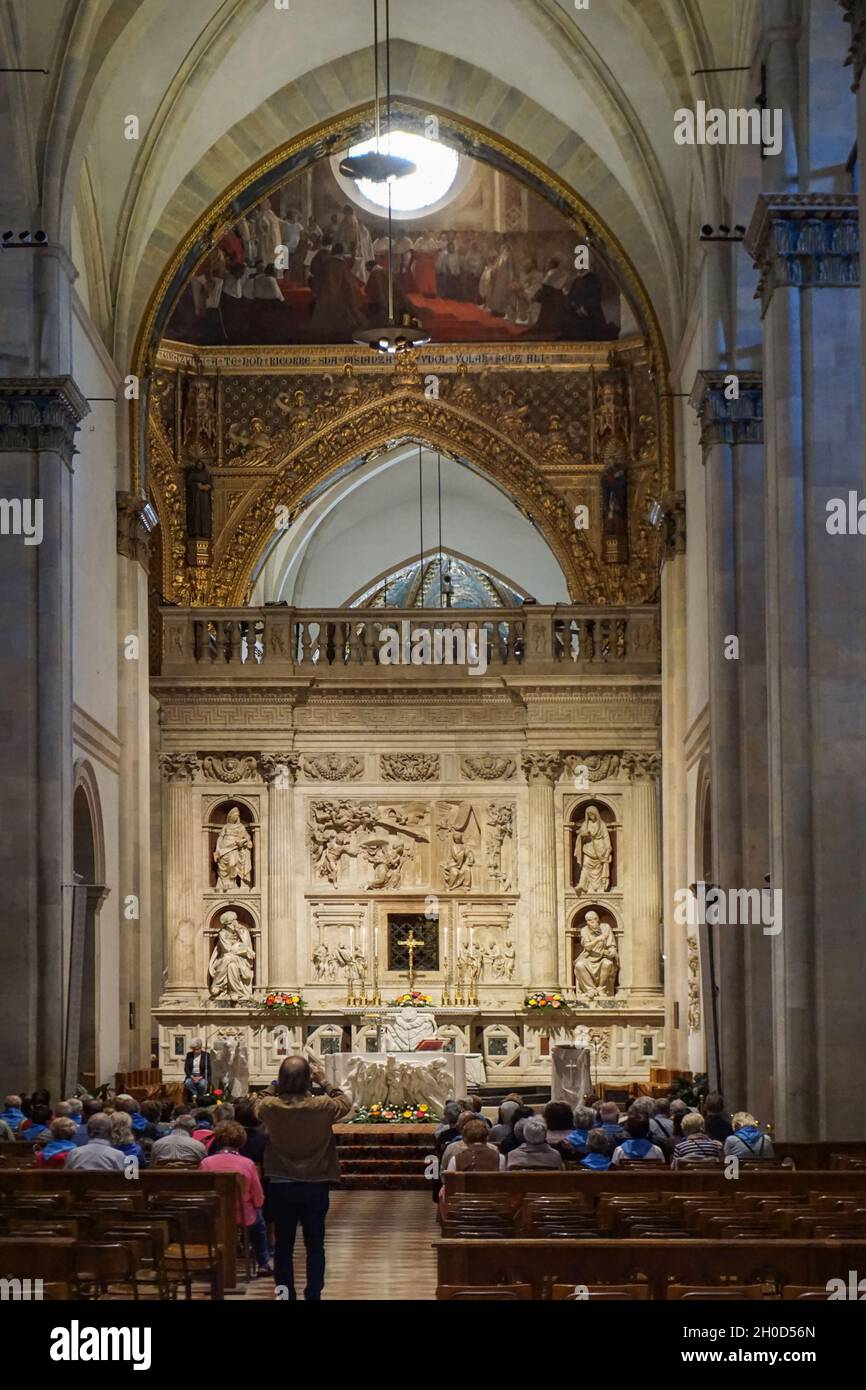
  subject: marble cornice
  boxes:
[840,1,866,90]
[0,377,90,465]
[689,371,763,450]
[745,194,859,314]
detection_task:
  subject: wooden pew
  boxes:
[434,1237,866,1301]
[0,1169,238,1292]
[444,1169,866,1204]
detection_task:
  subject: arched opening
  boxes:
[71,774,105,1093]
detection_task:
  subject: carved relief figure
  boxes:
[214,807,253,892]
[384,1007,437,1053]
[487,935,516,981]
[362,836,409,890]
[573,805,612,895]
[312,942,336,981]
[442,832,475,890]
[486,803,515,891]
[573,911,619,998]
[688,936,702,1033]
[209,911,255,1000]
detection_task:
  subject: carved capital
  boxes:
[840,0,866,90]
[159,752,200,783]
[621,750,661,781]
[745,194,859,314]
[0,378,90,465]
[116,491,153,570]
[258,752,301,786]
[689,372,763,450]
[521,751,564,785]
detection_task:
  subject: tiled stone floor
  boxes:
[231,1190,439,1301]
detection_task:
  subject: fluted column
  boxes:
[622,753,662,998]
[159,754,200,996]
[521,752,563,988]
[259,753,301,989]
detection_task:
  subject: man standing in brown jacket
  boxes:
[257,1055,351,1301]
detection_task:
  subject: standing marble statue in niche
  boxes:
[214,806,253,892]
[573,805,612,895]
[573,910,619,998]
[209,910,255,1001]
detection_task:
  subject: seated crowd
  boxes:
[0,1088,274,1277]
[432,1091,774,1184]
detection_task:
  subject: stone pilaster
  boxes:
[259,753,301,989]
[839,2,866,417]
[116,491,154,572]
[521,752,563,988]
[159,754,200,996]
[746,192,866,1140]
[0,378,88,1096]
[621,754,662,998]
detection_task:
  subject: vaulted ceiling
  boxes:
[2,0,767,367]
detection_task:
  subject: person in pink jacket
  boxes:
[202,1120,271,1275]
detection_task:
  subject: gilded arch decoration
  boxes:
[148,348,663,608]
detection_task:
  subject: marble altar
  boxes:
[324,1051,466,1111]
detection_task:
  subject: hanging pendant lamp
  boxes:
[351,0,431,353]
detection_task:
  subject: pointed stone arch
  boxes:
[207,387,611,608]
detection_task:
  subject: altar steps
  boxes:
[335,1124,437,1191]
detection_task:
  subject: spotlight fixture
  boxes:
[0,229,47,247]
[699,223,746,243]
[353,320,431,355]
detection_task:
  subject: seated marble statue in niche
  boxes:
[214,806,253,892]
[573,910,619,999]
[209,910,255,1001]
[573,804,612,895]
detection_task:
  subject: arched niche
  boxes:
[568,903,622,998]
[71,767,105,1091]
[205,797,258,893]
[204,902,260,997]
[569,797,619,894]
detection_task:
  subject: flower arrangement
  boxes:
[525,992,567,1011]
[391,991,434,1008]
[352,1102,437,1124]
[259,991,307,1016]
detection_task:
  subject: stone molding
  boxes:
[0,377,90,465]
[461,755,517,781]
[200,754,259,782]
[689,372,763,450]
[840,0,866,90]
[302,754,364,782]
[745,194,859,314]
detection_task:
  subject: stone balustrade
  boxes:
[159,604,659,679]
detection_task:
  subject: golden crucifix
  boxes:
[397,927,425,992]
